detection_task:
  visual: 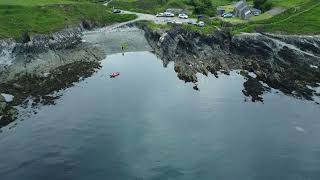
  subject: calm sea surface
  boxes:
[0,52,320,180]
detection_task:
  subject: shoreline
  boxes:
[0,24,151,128]
[139,23,320,102]
[1,21,320,128]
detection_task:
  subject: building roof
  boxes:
[238,5,248,15]
[244,10,251,15]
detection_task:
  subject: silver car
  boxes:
[197,21,205,27]
[178,14,188,19]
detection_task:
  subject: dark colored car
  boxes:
[112,9,121,13]
[197,15,205,19]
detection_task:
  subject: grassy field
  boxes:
[0,0,136,38]
[233,0,320,34]
[272,0,306,8]
[136,20,173,30]
[109,0,235,14]
[109,0,189,14]
[0,0,80,6]
[265,3,320,34]
[179,0,320,35]
[181,18,220,34]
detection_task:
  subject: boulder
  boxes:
[1,94,14,102]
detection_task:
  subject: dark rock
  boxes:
[11,27,83,55]
[0,94,5,102]
[0,95,6,115]
[140,24,320,102]
[242,78,270,102]
[81,19,96,30]
[7,108,18,119]
[13,83,23,90]
[0,61,101,128]
[20,32,31,43]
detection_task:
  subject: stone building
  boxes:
[234,0,252,20]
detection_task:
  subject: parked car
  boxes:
[253,11,260,16]
[156,13,164,17]
[197,21,205,27]
[222,12,233,18]
[197,15,205,19]
[178,14,188,19]
[112,9,121,13]
[164,12,174,17]
[192,21,198,25]
[187,21,197,25]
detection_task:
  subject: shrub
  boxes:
[191,0,216,16]
[254,0,273,12]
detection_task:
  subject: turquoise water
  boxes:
[0,52,320,180]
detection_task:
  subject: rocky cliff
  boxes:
[0,21,106,127]
[0,21,105,82]
[141,25,320,102]
[0,24,152,128]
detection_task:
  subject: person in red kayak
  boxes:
[110,72,120,78]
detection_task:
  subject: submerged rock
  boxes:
[193,85,199,91]
[242,78,270,102]
[0,61,101,128]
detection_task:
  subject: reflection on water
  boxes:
[0,52,320,180]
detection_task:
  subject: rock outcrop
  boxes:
[0,21,105,127]
[0,60,101,128]
[12,27,83,55]
[141,25,320,101]
[0,94,6,116]
[0,24,106,82]
[0,24,151,128]
[0,19,97,59]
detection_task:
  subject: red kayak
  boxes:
[110,72,120,78]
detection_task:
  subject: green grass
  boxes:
[211,0,232,6]
[138,17,221,35]
[109,0,234,14]
[0,0,136,38]
[109,0,192,14]
[232,0,320,34]
[136,20,173,30]
[265,3,320,34]
[0,0,79,6]
[182,18,220,34]
[272,0,306,8]
[137,19,217,35]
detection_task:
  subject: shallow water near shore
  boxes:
[0,51,320,180]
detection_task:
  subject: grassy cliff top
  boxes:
[233,0,320,34]
[109,0,310,14]
[0,0,136,38]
